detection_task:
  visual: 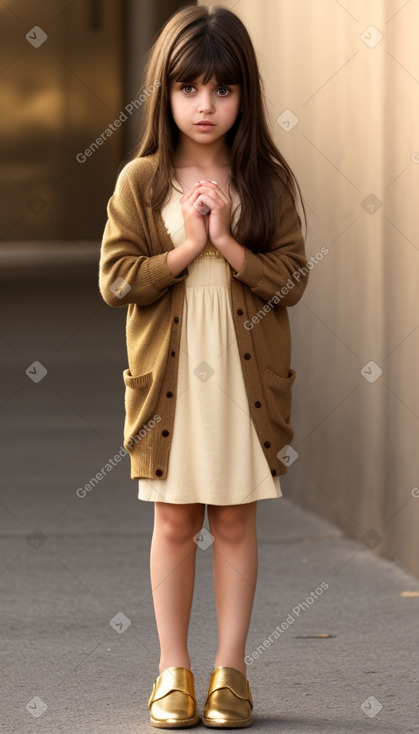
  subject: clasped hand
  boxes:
[180,180,232,251]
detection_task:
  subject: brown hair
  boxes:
[133,4,307,252]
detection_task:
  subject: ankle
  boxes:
[159,658,191,675]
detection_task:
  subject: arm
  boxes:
[166,238,203,277]
[218,184,309,307]
[99,163,188,308]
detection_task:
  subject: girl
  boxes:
[99,5,309,728]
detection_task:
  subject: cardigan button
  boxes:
[171,350,175,357]
[271,469,277,476]
[166,391,173,398]
[237,308,244,316]
[173,316,179,323]
[155,469,163,477]
[162,430,169,437]
[264,441,271,448]
[255,401,261,408]
[244,353,251,360]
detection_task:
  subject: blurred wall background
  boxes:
[200,0,419,578]
[0,0,126,240]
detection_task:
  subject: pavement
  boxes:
[0,259,418,733]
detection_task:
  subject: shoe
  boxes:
[148,666,200,728]
[202,666,253,728]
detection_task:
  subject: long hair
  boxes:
[133,5,307,252]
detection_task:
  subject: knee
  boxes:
[208,504,256,544]
[155,504,204,545]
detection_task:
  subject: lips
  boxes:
[194,121,215,128]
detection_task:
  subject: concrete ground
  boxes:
[0,259,418,733]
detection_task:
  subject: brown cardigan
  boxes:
[99,154,309,480]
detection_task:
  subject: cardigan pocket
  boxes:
[122,368,154,446]
[263,367,297,448]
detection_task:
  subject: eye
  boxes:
[181,84,196,94]
[217,87,231,97]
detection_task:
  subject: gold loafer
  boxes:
[148,666,200,728]
[203,666,253,728]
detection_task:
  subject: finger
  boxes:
[193,194,215,214]
[196,182,230,205]
[195,184,221,200]
[180,182,202,203]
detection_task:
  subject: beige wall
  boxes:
[199,0,419,579]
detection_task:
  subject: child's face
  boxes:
[170,75,241,147]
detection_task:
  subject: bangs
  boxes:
[168,33,242,86]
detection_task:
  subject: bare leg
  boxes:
[207,501,258,676]
[150,502,205,674]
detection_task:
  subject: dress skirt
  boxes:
[138,182,282,505]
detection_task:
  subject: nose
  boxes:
[197,88,215,114]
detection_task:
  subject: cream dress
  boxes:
[138,182,282,505]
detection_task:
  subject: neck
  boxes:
[172,134,231,170]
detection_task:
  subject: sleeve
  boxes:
[232,182,309,306]
[98,162,188,308]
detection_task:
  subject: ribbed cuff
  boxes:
[148,251,188,292]
[232,247,264,289]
